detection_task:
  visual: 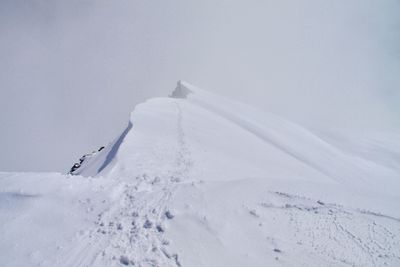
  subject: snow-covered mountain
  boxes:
[1,81,400,267]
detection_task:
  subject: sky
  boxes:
[1,0,399,172]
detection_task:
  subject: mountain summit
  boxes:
[1,82,400,266]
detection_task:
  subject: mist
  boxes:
[1,0,399,172]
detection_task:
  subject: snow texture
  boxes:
[1,81,400,267]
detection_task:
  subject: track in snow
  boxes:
[60,100,192,267]
[251,191,400,266]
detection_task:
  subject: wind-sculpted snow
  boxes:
[98,122,133,173]
[170,82,399,196]
[70,122,133,177]
[1,81,400,266]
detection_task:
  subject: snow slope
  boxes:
[1,81,400,266]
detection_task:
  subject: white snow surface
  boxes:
[1,81,400,266]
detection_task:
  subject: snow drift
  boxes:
[1,81,400,266]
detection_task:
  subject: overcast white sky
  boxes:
[1,0,400,172]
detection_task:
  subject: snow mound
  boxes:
[1,81,400,266]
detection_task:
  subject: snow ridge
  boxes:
[1,81,400,267]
